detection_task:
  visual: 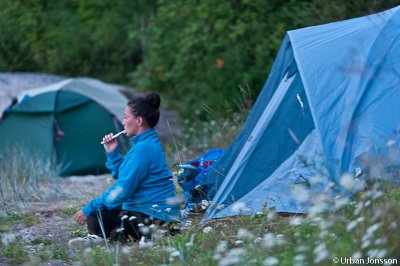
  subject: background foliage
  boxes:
[1,0,399,118]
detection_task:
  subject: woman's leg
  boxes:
[120,211,165,242]
[87,209,123,237]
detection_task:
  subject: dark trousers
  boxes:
[87,210,165,242]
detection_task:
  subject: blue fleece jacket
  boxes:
[82,128,180,222]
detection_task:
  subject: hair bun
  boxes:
[144,92,161,108]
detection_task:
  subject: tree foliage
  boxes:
[0,0,399,118]
[0,0,155,81]
[134,0,400,118]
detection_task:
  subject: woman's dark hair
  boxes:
[127,92,161,128]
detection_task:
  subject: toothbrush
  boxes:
[100,130,126,144]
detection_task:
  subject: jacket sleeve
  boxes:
[105,149,124,179]
[82,144,151,217]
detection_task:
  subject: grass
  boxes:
[0,146,60,216]
[60,205,81,217]
[71,103,400,265]
[0,99,399,265]
[74,182,399,265]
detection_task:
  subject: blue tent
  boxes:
[202,6,400,221]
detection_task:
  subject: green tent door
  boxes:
[55,100,123,176]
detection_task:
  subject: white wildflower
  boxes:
[293,254,306,262]
[262,233,276,248]
[84,247,92,254]
[226,248,247,257]
[309,202,328,217]
[237,228,254,240]
[217,204,226,210]
[180,209,189,218]
[1,233,16,245]
[313,243,329,263]
[149,224,156,229]
[234,240,244,245]
[138,237,153,248]
[180,219,192,230]
[276,234,285,245]
[107,186,123,202]
[231,202,247,213]
[203,226,213,234]
[138,223,144,227]
[129,216,137,221]
[334,197,349,210]
[296,245,308,253]
[201,200,209,207]
[267,211,276,220]
[164,247,177,252]
[213,254,222,260]
[140,226,150,235]
[263,257,279,266]
[389,221,397,230]
[356,216,365,223]
[166,196,184,206]
[386,139,396,147]
[219,256,240,266]
[120,215,128,220]
[361,239,370,249]
[116,227,125,233]
[372,191,384,200]
[340,173,357,190]
[254,237,262,244]
[346,220,358,232]
[352,251,362,259]
[121,246,132,255]
[215,240,228,254]
[152,204,158,208]
[367,249,387,259]
[366,223,381,235]
[170,250,180,257]
[289,217,303,226]
[353,203,363,215]
[291,185,310,203]
[139,236,146,247]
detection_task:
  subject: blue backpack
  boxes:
[177,148,224,214]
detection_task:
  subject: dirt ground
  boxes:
[1,174,111,265]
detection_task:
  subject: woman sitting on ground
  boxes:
[69,92,180,248]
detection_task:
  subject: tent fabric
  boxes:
[17,77,127,121]
[202,6,400,222]
[288,5,400,179]
[0,78,129,176]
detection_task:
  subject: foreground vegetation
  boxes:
[0,109,399,265]
[1,179,398,265]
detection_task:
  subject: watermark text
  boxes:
[332,257,398,265]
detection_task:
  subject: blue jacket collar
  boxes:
[130,128,157,144]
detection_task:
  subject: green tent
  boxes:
[0,77,130,176]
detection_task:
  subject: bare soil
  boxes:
[1,174,111,265]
